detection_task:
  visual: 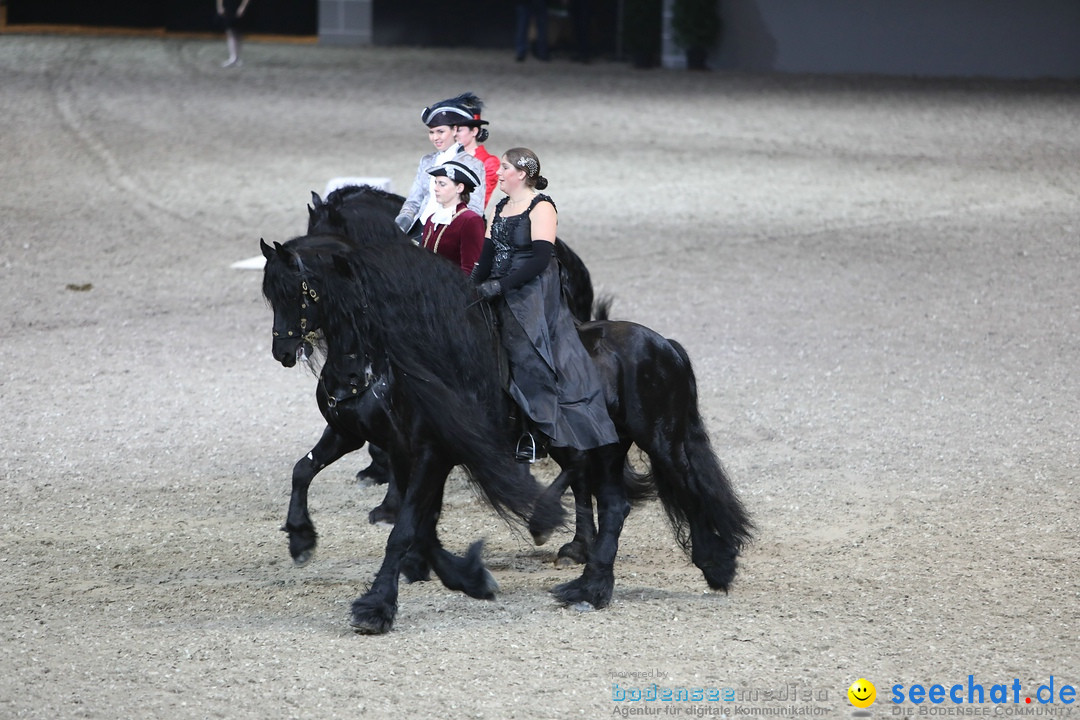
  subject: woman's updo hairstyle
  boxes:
[504,147,548,191]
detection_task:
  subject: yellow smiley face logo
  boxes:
[848,678,876,708]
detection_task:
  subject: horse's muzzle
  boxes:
[273,338,309,368]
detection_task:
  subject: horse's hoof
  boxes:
[551,578,585,605]
[367,505,397,526]
[355,465,390,487]
[350,619,391,635]
[531,530,552,546]
[570,601,595,613]
[552,576,612,609]
[355,471,386,488]
[473,569,499,600]
[287,532,318,566]
[349,602,396,635]
[698,559,737,593]
[556,542,587,566]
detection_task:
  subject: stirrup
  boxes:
[515,432,537,464]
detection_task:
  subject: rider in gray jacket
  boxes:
[395,94,487,239]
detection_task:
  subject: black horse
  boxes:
[262,233,752,631]
[303,185,409,504]
[262,233,564,632]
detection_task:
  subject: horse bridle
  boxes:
[273,253,322,351]
[281,249,389,409]
[320,354,390,409]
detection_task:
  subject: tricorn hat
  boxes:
[452,92,489,127]
[421,92,489,128]
[428,160,481,190]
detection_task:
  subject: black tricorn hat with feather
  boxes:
[453,92,489,127]
[421,92,490,128]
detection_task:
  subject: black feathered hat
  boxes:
[421,92,489,128]
[453,92,489,128]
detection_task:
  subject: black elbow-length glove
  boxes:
[474,241,554,300]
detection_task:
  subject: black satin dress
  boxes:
[485,195,618,450]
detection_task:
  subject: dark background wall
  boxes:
[709,0,1080,78]
[7,0,1078,78]
[5,0,317,35]
[4,0,620,56]
[372,0,512,47]
[370,0,619,53]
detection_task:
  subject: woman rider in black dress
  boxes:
[472,148,617,461]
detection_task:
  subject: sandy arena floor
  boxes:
[1,34,1078,719]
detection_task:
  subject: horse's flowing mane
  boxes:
[265,234,531,520]
[309,186,409,246]
[328,241,499,406]
[268,234,498,395]
[326,184,405,213]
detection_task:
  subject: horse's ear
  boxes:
[260,238,273,260]
[311,191,323,208]
[272,241,292,264]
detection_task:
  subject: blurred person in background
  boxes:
[217,0,252,68]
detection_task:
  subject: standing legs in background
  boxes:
[515,0,550,62]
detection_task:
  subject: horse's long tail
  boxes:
[529,465,574,544]
[653,339,753,593]
[593,294,614,323]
